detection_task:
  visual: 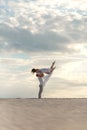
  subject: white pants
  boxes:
[38,72,52,87]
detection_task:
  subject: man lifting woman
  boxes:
[31,61,56,98]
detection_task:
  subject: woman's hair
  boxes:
[31,68,37,73]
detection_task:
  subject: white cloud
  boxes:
[0,0,87,98]
[0,0,87,54]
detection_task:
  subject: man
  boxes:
[31,61,56,99]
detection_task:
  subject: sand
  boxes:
[0,98,87,130]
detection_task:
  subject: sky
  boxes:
[0,0,87,98]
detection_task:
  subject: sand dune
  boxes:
[0,98,87,130]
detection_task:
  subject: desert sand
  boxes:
[0,98,87,130]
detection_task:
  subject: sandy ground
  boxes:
[0,98,87,130]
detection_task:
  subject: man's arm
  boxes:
[36,73,44,77]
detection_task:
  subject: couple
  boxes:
[31,61,56,98]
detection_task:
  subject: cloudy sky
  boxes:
[0,0,87,98]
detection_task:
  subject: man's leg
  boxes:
[38,85,43,99]
[38,77,43,99]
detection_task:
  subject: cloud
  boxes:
[0,0,87,54]
[0,0,87,98]
[0,23,70,53]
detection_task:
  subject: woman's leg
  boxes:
[43,72,52,87]
[50,66,56,73]
[50,61,55,69]
[43,66,56,86]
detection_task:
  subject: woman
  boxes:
[31,61,56,99]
